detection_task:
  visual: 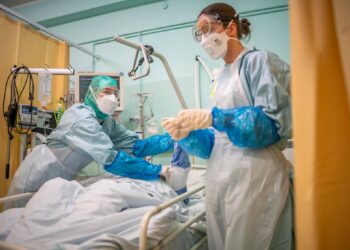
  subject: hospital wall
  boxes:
[13,0,290,166]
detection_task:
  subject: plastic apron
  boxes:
[5,144,92,209]
[206,50,290,250]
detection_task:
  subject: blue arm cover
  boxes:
[212,106,280,148]
[171,143,190,204]
[132,133,174,157]
[171,143,191,169]
[104,151,162,181]
[178,129,214,159]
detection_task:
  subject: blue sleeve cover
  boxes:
[171,142,190,168]
[104,151,162,181]
[132,133,174,157]
[212,106,280,148]
[178,129,214,159]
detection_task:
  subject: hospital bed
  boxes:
[0,165,208,250]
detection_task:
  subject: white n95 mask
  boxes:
[89,86,118,115]
[200,22,240,60]
[97,94,118,115]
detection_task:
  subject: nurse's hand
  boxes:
[161,117,191,140]
[176,109,212,131]
[162,109,212,140]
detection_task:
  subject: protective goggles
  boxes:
[192,13,236,42]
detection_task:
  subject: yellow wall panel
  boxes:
[0,13,69,205]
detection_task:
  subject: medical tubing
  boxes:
[3,65,35,135]
[2,65,35,178]
[212,106,280,148]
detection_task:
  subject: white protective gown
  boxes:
[206,49,292,250]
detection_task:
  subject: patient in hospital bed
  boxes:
[0,143,206,250]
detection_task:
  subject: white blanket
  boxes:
[1,176,194,249]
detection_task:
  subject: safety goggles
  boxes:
[192,14,235,42]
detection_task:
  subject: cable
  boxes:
[3,65,35,138]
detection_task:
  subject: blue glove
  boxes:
[104,151,162,181]
[212,106,280,148]
[132,133,174,157]
[178,129,214,159]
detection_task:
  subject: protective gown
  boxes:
[6,103,172,208]
[180,49,294,249]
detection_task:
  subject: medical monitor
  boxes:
[75,72,124,111]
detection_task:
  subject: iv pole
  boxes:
[194,55,214,108]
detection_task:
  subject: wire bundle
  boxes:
[2,65,35,138]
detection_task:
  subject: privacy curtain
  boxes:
[289,0,350,249]
[0,12,69,203]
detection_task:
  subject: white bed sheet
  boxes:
[0,169,207,250]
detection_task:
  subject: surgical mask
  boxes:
[200,23,240,60]
[89,86,118,115]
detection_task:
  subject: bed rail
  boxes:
[151,210,206,250]
[1,173,207,250]
[190,235,208,250]
[139,184,206,250]
[190,164,207,170]
[0,241,27,250]
[0,192,35,205]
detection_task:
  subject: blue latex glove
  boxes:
[104,151,162,181]
[178,129,215,159]
[132,133,174,157]
[212,106,280,148]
